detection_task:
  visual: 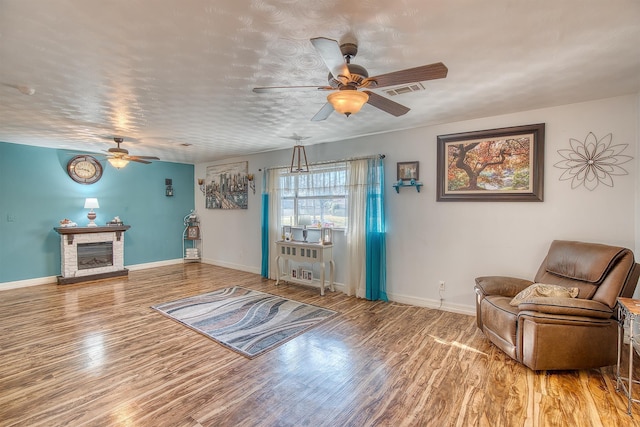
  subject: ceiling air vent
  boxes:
[384,82,425,96]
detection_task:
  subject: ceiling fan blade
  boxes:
[368,62,448,89]
[310,37,351,83]
[283,133,311,142]
[363,91,410,117]
[129,155,160,160]
[311,102,335,121]
[128,157,152,164]
[253,85,334,93]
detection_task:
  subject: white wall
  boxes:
[196,94,639,314]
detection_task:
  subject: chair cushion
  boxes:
[545,240,625,283]
[509,283,579,306]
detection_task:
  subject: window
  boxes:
[279,162,348,228]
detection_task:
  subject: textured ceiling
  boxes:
[1,0,639,164]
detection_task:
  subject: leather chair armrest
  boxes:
[517,297,613,319]
[475,276,533,298]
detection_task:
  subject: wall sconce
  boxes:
[247,173,255,194]
[197,178,205,195]
[165,178,173,197]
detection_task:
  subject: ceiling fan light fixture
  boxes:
[327,90,369,117]
[108,157,130,169]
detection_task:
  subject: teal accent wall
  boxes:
[0,141,194,283]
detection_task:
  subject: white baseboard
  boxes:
[202,258,262,275]
[0,258,184,291]
[387,292,475,316]
[1,263,474,317]
[127,258,183,271]
[0,276,57,291]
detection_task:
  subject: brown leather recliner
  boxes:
[475,240,639,371]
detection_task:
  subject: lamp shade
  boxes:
[84,198,100,209]
[327,90,369,117]
[108,157,130,169]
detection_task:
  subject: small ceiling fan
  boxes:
[104,137,159,168]
[253,37,448,121]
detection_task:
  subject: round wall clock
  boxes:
[67,155,103,184]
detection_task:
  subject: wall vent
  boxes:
[384,82,425,96]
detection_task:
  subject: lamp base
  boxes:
[87,210,97,227]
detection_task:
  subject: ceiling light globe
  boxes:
[327,90,369,117]
[108,157,130,169]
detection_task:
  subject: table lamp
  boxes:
[84,198,99,227]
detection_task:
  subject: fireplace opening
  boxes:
[77,242,114,270]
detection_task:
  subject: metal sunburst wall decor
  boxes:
[554,132,633,190]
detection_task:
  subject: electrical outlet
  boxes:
[439,281,445,291]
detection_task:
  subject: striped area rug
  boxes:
[152,286,337,358]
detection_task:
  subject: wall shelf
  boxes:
[393,180,423,193]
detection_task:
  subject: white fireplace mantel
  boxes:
[54,225,130,285]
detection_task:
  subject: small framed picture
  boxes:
[187,226,200,240]
[302,269,313,281]
[291,269,297,279]
[397,161,419,181]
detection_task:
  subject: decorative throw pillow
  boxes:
[509,283,579,306]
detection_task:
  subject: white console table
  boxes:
[275,240,335,295]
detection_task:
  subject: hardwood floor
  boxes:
[1,263,639,426]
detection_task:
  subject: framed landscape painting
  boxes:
[436,123,545,201]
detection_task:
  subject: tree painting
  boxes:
[446,134,533,192]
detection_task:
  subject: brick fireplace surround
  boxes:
[54,225,130,284]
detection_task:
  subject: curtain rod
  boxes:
[259,153,385,172]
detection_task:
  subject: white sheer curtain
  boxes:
[345,159,368,297]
